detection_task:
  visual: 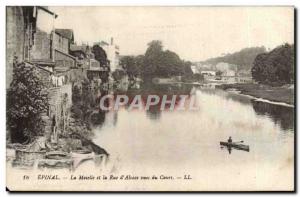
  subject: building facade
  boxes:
[6,6,73,141]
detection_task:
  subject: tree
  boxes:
[7,62,49,143]
[160,50,184,76]
[112,69,126,81]
[216,70,223,77]
[142,40,189,79]
[251,43,294,85]
[92,45,108,66]
[72,85,81,104]
[183,61,194,77]
[143,40,164,78]
[120,56,141,80]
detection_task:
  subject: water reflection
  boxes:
[92,83,194,123]
[92,83,294,133]
[199,87,294,132]
[251,100,294,131]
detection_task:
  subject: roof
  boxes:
[27,59,56,67]
[55,29,74,41]
[70,44,88,53]
[94,41,109,46]
[37,6,58,18]
[55,49,76,60]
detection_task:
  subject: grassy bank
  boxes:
[216,83,294,105]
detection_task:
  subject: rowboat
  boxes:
[220,141,250,152]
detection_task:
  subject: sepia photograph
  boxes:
[5,6,295,192]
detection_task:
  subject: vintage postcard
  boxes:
[6,6,295,191]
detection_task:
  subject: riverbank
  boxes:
[216,83,294,106]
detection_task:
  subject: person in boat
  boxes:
[228,136,232,144]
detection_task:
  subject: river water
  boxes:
[89,83,294,190]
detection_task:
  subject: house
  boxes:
[53,29,76,70]
[216,62,237,74]
[6,6,57,88]
[70,44,109,82]
[6,6,72,141]
[70,44,92,69]
[201,71,216,76]
[190,65,199,74]
[53,29,74,54]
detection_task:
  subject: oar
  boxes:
[233,140,244,144]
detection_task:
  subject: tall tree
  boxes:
[142,40,190,78]
[251,43,294,85]
[7,63,49,143]
[120,56,140,80]
[143,40,164,78]
[92,45,108,66]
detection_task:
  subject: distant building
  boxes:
[216,62,237,72]
[237,69,252,77]
[95,38,120,72]
[70,44,91,69]
[70,43,109,81]
[201,71,216,76]
[191,65,199,74]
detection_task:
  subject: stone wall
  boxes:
[53,33,69,54]
[30,28,52,60]
[55,50,76,68]
[6,7,25,88]
[47,84,72,137]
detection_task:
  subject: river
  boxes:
[87,83,294,190]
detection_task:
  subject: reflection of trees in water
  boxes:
[90,110,106,127]
[141,83,193,120]
[225,93,252,105]
[251,100,294,131]
[141,83,193,96]
[146,105,162,120]
[90,83,193,124]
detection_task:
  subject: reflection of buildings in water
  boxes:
[93,83,194,122]
[251,100,294,131]
[104,110,118,127]
[113,111,118,126]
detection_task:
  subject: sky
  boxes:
[50,6,294,62]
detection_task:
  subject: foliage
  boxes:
[251,43,294,85]
[69,81,95,139]
[216,70,223,76]
[122,40,193,80]
[72,85,81,104]
[193,73,204,81]
[92,44,108,66]
[120,40,205,81]
[182,61,194,77]
[7,62,49,143]
[120,56,142,80]
[112,69,127,81]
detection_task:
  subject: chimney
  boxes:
[111,37,114,45]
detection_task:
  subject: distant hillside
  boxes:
[201,46,266,70]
